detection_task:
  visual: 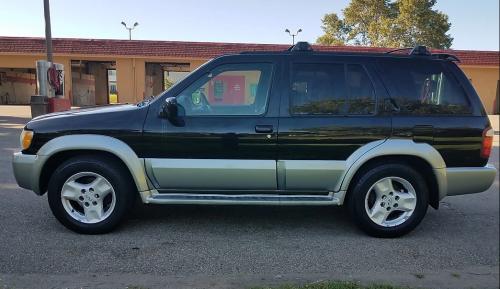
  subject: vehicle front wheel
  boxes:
[47,155,135,234]
[348,163,429,238]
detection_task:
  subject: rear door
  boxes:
[277,55,391,192]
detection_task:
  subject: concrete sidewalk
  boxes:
[0,105,32,118]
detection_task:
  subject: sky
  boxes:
[0,0,498,51]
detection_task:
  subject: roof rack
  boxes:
[287,41,313,52]
[239,43,460,62]
[239,41,313,55]
[385,46,431,55]
[385,47,414,54]
[431,53,461,62]
[386,45,460,62]
[410,45,432,56]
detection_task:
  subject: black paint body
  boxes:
[25,51,491,167]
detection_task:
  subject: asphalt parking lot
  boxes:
[0,108,498,289]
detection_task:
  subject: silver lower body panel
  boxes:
[12,152,45,194]
[145,158,277,190]
[445,164,497,196]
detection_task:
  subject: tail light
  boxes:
[481,127,494,159]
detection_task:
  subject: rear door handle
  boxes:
[255,125,274,133]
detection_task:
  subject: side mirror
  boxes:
[160,97,185,126]
[162,97,178,119]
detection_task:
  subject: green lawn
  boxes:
[250,281,414,289]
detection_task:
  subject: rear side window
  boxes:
[378,60,471,115]
[290,63,375,115]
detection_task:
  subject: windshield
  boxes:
[136,60,212,107]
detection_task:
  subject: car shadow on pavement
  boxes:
[124,201,360,236]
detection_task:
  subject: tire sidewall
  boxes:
[48,156,132,234]
[349,163,429,238]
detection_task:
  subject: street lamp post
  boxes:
[43,0,53,62]
[121,21,139,40]
[285,28,302,45]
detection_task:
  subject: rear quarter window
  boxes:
[378,59,472,115]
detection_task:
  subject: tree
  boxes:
[342,0,393,46]
[317,14,351,46]
[317,0,453,49]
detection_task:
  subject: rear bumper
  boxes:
[12,152,45,195]
[444,164,497,197]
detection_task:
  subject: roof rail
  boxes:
[238,43,460,62]
[385,45,460,62]
[410,45,431,56]
[287,41,313,52]
[432,53,461,62]
[385,47,413,54]
[385,45,431,56]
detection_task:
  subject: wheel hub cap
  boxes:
[60,172,116,224]
[364,176,417,227]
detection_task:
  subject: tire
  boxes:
[47,155,135,234]
[348,162,429,238]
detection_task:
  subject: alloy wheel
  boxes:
[60,172,116,224]
[364,176,417,227]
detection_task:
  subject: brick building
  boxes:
[0,36,498,113]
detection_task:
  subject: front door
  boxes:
[146,60,281,192]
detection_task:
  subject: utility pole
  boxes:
[43,0,53,62]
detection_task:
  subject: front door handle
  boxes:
[255,125,274,133]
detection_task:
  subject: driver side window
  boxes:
[176,63,273,116]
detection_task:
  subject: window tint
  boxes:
[347,64,376,114]
[378,60,471,115]
[290,63,375,115]
[290,63,347,115]
[177,63,273,116]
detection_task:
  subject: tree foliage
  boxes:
[317,0,453,49]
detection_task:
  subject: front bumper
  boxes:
[12,152,46,195]
[444,164,497,197]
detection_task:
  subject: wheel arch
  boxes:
[36,134,149,195]
[339,140,447,209]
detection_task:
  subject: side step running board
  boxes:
[144,193,341,206]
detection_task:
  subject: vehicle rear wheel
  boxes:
[348,163,429,238]
[47,155,135,234]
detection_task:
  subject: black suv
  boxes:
[13,43,496,237]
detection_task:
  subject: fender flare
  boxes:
[337,139,447,200]
[37,134,150,192]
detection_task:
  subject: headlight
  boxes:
[20,129,34,150]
